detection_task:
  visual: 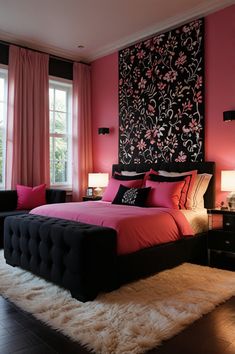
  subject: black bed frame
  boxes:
[113,161,215,284]
[4,162,215,302]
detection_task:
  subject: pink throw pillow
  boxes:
[158,170,197,209]
[146,180,185,209]
[16,184,47,210]
[102,177,143,202]
[178,175,191,209]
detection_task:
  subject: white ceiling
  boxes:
[0,0,233,63]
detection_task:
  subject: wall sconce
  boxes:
[98,127,110,135]
[223,111,235,121]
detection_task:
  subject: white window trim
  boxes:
[49,77,72,189]
[0,66,8,190]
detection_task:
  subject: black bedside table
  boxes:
[207,209,235,268]
[82,196,102,201]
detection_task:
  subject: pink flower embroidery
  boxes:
[137,49,145,59]
[147,104,155,113]
[146,69,153,78]
[189,119,201,132]
[163,70,178,83]
[145,129,158,144]
[157,82,166,90]
[138,77,147,89]
[130,55,135,63]
[137,139,147,151]
[195,76,202,89]
[182,100,193,111]
[175,52,187,67]
[175,151,187,162]
[193,91,202,103]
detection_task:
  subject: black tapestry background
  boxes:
[119,19,204,164]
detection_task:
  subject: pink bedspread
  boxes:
[30,201,194,255]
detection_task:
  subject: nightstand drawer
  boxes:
[208,230,235,252]
[223,215,235,231]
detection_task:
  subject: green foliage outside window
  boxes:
[49,85,71,185]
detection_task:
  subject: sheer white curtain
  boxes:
[72,62,93,201]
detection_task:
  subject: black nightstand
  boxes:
[207,209,235,269]
[82,196,102,201]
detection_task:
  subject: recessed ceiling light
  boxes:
[77,45,85,49]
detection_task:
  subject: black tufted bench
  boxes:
[0,189,66,248]
[4,214,117,302]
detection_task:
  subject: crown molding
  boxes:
[0,30,83,62]
[87,0,235,62]
[0,0,234,63]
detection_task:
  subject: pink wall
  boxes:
[91,53,119,175]
[91,5,235,205]
[205,5,235,205]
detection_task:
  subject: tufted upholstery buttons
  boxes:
[4,214,117,302]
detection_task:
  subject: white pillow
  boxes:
[158,170,195,177]
[121,171,146,176]
[190,173,212,210]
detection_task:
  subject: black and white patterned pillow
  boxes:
[112,185,151,207]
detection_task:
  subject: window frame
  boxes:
[0,65,8,190]
[49,77,72,189]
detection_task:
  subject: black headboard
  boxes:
[112,161,215,209]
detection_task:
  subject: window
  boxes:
[0,67,8,189]
[49,79,72,187]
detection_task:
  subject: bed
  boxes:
[4,161,215,302]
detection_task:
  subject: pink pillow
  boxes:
[158,170,197,209]
[16,184,47,210]
[178,175,191,209]
[102,177,143,202]
[146,180,185,209]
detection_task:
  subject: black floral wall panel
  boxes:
[119,19,204,164]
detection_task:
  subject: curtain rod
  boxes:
[0,39,89,66]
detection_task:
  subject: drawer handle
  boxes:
[225,240,230,245]
[225,222,231,226]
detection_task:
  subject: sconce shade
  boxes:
[221,170,235,191]
[88,173,109,188]
[223,111,235,121]
[98,127,109,135]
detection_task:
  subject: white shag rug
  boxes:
[0,252,235,354]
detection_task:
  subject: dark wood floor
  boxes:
[0,254,234,354]
[0,294,234,353]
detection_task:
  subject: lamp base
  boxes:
[93,187,103,197]
[227,192,235,211]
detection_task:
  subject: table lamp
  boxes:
[221,170,235,210]
[88,173,109,196]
